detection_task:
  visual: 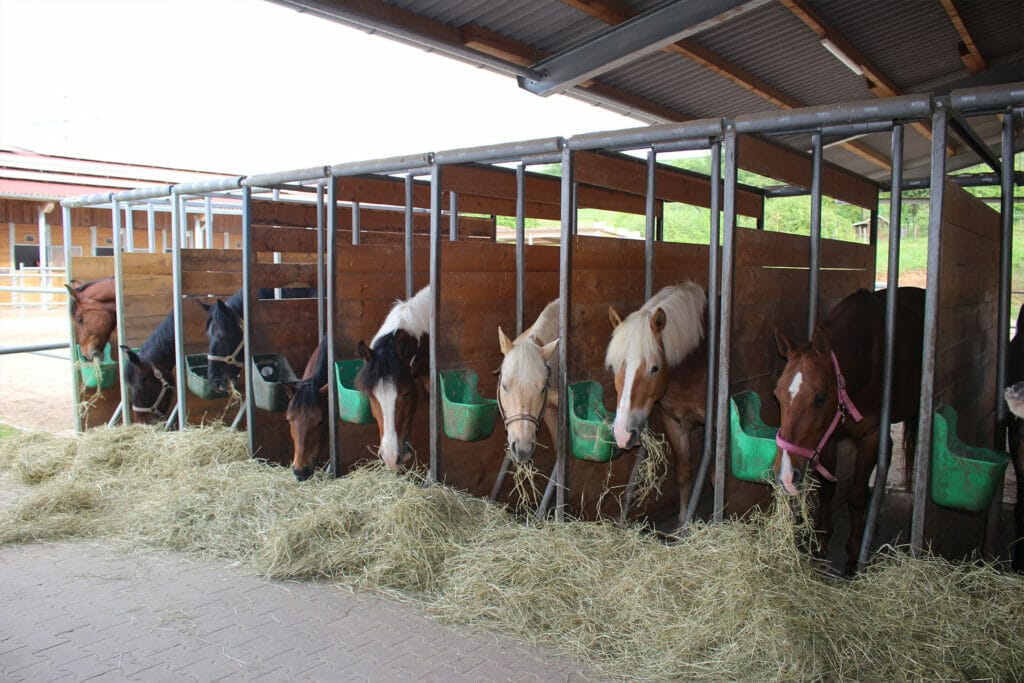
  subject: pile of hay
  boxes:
[1,426,1022,680]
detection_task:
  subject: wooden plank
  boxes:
[250,263,318,290]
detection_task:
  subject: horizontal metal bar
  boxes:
[433,137,564,165]
[820,120,894,137]
[171,177,244,195]
[651,138,713,153]
[61,192,113,208]
[734,95,931,134]
[243,166,330,188]
[882,171,1024,191]
[0,342,69,355]
[949,83,1024,114]
[330,153,434,177]
[0,286,67,294]
[569,118,724,151]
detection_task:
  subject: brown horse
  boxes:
[606,283,708,527]
[773,287,924,573]
[284,336,329,481]
[66,277,117,361]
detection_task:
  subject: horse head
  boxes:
[772,328,840,496]
[497,326,557,462]
[67,283,116,361]
[121,345,174,423]
[201,298,243,394]
[355,329,421,469]
[606,305,670,450]
[285,379,328,481]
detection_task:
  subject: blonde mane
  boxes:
[501,299,559,387]
[372,285,431,346]
[605,282,705,371]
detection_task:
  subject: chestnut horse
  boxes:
[355,286,430,468]
[773,287,923,573]
[66,277,117,361]
[284,336,329,481]
[606,283,708,527]
[496,298,560,462]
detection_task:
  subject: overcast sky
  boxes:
[0,0,642,174]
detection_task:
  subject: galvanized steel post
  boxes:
[62,205,83,433]
[170,192,188,430]
[316,183,325,341]
[204,196,214,249]
[449,191,458,242]
[859,122,904,570]
[556,146,574,521]
[911,104,949,554]
[515,162,526,335]
[713,126,738,523]
[405,174,414,299]
[124,205,135,253]
[644,149,656,300]
[808,132,823,336]
[352,200,361,246]
[111,199,131,426]
[326,178,339,476]
[429,164,443,483]
[241,186,256,454]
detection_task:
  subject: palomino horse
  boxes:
[496,299,560,462]
[606,282,708,527]
[66,277,118,361]
[284,336,329,481]
[355,285,430,468]
[120,310,177,423]
[773,287,924,573]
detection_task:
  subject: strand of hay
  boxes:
[72,357,105,422]
[1,426,1021,680]
[508,454,541,511]
[631,427,669,508]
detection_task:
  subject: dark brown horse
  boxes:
[284,336,329,481]
[605,283,708,528]
[66,277,117,361]
[773,287,924,573]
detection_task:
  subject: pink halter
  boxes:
[775,351,863,482]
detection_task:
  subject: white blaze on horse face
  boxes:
[788,371,803,401]
[612,362,638,449]
[374,381,401,468]
[778,450,799,496]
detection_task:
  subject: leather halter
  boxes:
[207,336,245,368]
[132,364,173,417]
[497,361,551,431]
[775,351,863,482]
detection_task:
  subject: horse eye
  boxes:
[501,384,508,392]
[402,391,412,399]
[813,393,827,407]
[650,365,660,374]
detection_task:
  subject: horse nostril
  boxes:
[293,466,313,482]
[792,469,803,485]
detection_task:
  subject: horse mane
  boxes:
[371,285,430,346]
[357,332,412,392]
[502,299,559,387]
[70,276,114,313]
[290,336,329,413]
[224,288,244,318]
[605,282,706,370]
[139,310,176,367]
[517,298,559,346]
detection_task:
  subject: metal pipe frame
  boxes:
[124,205,135,253]
[713,125,738,523]
[316,183,325,341]
[735,95,931,135]
[0,342,70,355]
[62,205,83,433]
[331,154,433,179]
[241,186,256,455]
[859,122,905,570]
[807,133,823,336]
[449,191,459,242]
[170,191,188,430]
[326,178,339,476]
[204,196,214,249]
[405,174,415,299]
[434,137,563,166]
[111,199,131,426]
[910,104,949,555]
[569,118,723,152]
[352,200,361,246]
[428,164,443,483]
[644,149,656,301]
[146,204,156,253]
[683,139,722,530]
[243,166,328,189]
[515,162,526,336]
[556,146,574,521]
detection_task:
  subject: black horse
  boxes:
[121,311,176,423]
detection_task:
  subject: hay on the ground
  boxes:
[0,425,1021,681]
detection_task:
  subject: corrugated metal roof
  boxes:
[273,0,1023,184]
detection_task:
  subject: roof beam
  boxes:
[938,0,987,74]
[561,0,890,169]
[779,0,954,156]
[518,0,774,96]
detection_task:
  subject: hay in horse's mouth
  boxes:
[1,426,1022,681]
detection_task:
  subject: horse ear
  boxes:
[498,326,514,355]
[774,329,794,357]
[357,340,372,362]
[608,306,623,329]
[650,308,667,334]
[120,345,143,367]
[540,338,558,362]
[811,327,832,358]
[198,299,212,313]
[64,284,80,303]
[394,329,417,364]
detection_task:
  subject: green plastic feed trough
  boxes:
[729,391,779,483]
[930,405,1010,513]
[440,369,499,442]
[334,359,373,424]
[568,380,617,463]
[185,354,227,400]
[251,354,299,412]
[76,343,117,389]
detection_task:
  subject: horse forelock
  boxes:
[605,283,705,371]
[371,285,430,346]
[357,332,414,394]
[501,340,547,390]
